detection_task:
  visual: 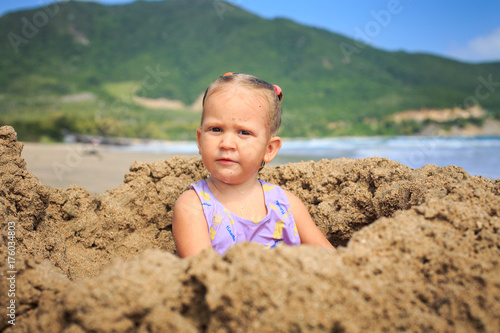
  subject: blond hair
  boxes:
[201,73,283,136]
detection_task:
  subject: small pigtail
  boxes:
[273,84,283,102]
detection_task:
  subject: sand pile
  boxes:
[1,125,499,332]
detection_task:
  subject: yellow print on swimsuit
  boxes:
[200,191,211,203]
[262,184,275,192]
[213,213,222,226]
[273,220,285,239]
[223,208,235,225]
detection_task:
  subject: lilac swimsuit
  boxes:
[190,179,301,255]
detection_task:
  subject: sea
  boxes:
[121,136,500,180]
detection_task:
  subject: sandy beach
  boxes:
[2,125,500,332]
[22,143,198,194]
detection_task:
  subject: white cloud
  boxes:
[468,27,500,58]
[449,27,500,63]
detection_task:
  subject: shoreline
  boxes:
[21,134,500,194]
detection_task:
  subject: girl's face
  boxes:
[197,86,281,185]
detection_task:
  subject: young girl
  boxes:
[173,72,333,258]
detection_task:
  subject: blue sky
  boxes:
[1,0,499,63]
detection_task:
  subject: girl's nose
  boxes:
[219,133,236,150]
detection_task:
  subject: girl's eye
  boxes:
[210,127,222,132]
[239,130,251,135]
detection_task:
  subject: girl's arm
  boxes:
[172,190,212,258]
[285,190,334,249]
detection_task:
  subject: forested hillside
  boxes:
[1,0,499,141]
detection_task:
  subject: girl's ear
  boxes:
[196,127,202,155]
[263,136,282,163]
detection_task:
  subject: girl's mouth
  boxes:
[217,158,237,164]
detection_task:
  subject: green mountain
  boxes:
[1,0,499,141]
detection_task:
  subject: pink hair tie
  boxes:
[223,72,234,76]
[273,84,283,101]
